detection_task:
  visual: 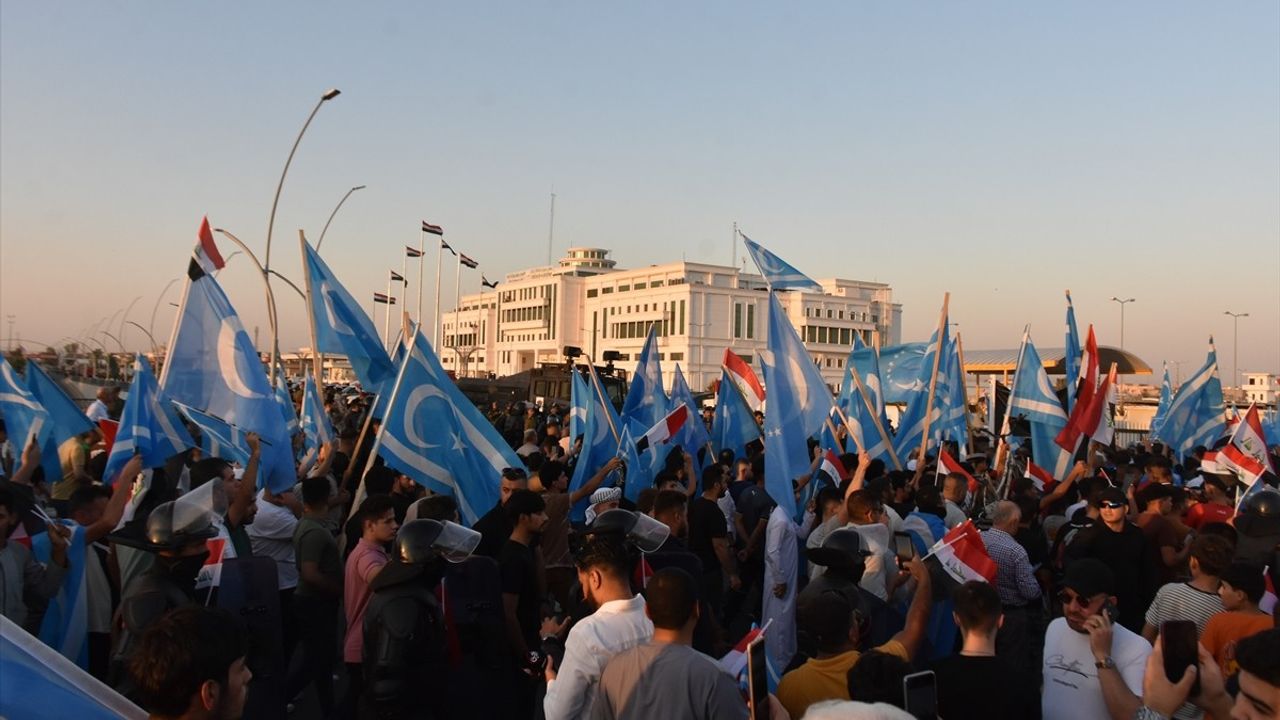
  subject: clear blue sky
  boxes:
[2,2,1277,385]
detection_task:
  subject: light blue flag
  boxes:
[1064,292,1082,413]
[274,375,300,437]
[762,293,835,518]
[376,330,523,526]
[933,335,969,447]
[620,326,668,430]
[370,337,406,420]
[569,370,590,442]
[302,240,396,392]
[669,365,712,467]
[0,356,52,456]
[1,614,145,720]
[162,270,294,492]
[711,368,762,462]
[878,342,929,404]
[837,335,895,465]
[32,522,87,668]
[300,374,333,468]
[617,418,665,504]
[104,355,194,484]
[741,233,822,291]
[1266,407,1280,448]
[24,361,95,489]
[1008,334,1072,477]
[1148,363,1173,441]
[893,321,949,462]
[1158,339,1226,460]
[571,368,624,519]
[174,403,252,467]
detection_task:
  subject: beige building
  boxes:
[439,248,900,394]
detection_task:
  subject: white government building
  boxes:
[438,248,901,394]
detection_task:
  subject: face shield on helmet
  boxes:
[145,498,218,551]
[394,519,482,565]
[588,509,670,554]
[433,521,482,563]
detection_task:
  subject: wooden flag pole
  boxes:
[842,360,903,471]
[298,231,324,382]
[955,332,975,456]
[345,324,420,521]
[915,292,951,466]
[582,358,621,444]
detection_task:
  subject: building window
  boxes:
[650,280,663,287]
[738,354,753,364]
[746,303,755,339]
[827,309,833,319]
[680,300,686,335]
[670,352,684,361]
[734,303,743,339]
[839,310,844,319]
[634,282,646,290]
[602,287,613,295]
[619,285,630,292]
[587,288,597,298]
[818,326,828,344]
[840,328,850,345]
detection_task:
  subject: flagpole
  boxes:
[384,274,394,353]
[916,292,951,467]
[346,327,420,521]
[417,227,426,328]
[842,361,903,470]
[453,253,462,355]
[996,327,1031,498]
[582,358,621,444]
[955,332,974,456]
[433,236,444,350]
[157,277,193,387]
[298,232,324,381]
[401,251,409,328]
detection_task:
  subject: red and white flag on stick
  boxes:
[723,349,765,412]
[923,520,997,599]
[817,449,849,485]
[635,404,690,454]
[190,216,226,278]
[718,618,773,677]
[1025,460,1057,492]
[938,448,978,494]
[1056,326,1099,452]
[1227,403,1272,470]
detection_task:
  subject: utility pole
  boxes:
[547,191,556,266]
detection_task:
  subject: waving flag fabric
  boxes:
[162,264,293,492]
[837,334,896,466]
[300,374,333,468]
[711,368,762,461]
[274,375,300,437]
[174,403,252,467]
[762,293,834,518]
[893,318,950,462]
[636,404,691,454]
[669,365,712,465]
[104,356,194,483]
[878,343,930,405]
[723,349,766,412]
[620,326,668,430]
[741,233,822,291]
[32,522,88,667]
[0,356,51,454]
[1058,326,1099,451]
[370,337,406,420]
[376,331,523,526]
[1064,291,1082,413]
[1227,404,1271,471]
[933,335,969,448]
[569,370,590,442]
[925,520,997,596]
[1025,461,1057,492]
[1158,339,1226,460]
[571,368,624,518]
[1007,334,1072,478]
[302,240,396,392]
[617,419,662,505]
[24,361,95,487]
[1150,363,1173,440]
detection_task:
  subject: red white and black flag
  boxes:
[460,254,478,269]
[421,220,444,236]
[441,238,456,256]
[722,349,766,412]
[938,449,978,495]
[189,216,226,280]
[406,245,424,258]
[481,276,498,289]
[389,270,406,286]
[924,520,997,599]
[636,404,690,454]
[373,293,396,305]
[1025,460,1056,492]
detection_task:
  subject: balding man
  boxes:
[86,386,112,422]
[981,501,1042,667]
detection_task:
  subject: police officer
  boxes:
[360,518,482,720]
[797,528,900,653]
[110,496,219,689]
[1234,484,1280,565]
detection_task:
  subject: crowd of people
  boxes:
[2,383,1280,720]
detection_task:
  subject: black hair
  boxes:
[573,532,632,579]
[358,494,396,529]
[701,464,726,493]
[0,487,12,514]
[804,591,855,654]
[1198,521,1238,548]
[68,485,111,517]
[301,476,331,508]
[1234,628,1280,686]
[1137,483,1172,508]
[538,461,566,488]
[652,490,688,520]
[188,457,232,490]
[128,606,248,717]
[653,470,679,489]
[1220,563,1266,604]
[415,495,458,523]
[1190,534,1234,578]
[914,484,946,519]
[644,567,699,630]
[847,650,912,708]
[952,580,1001,634]
[636,487,658,515]
[504,489,545,525]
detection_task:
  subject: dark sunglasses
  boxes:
[1098,501,1126,509]
[1057,591,1099,608]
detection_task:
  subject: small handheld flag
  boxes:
[635,404,690,454]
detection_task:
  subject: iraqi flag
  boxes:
[1025,460,1057,492]
[189,216,226,278]
[723,349,765,412]
[1056,325,1099,452]
[97,419,119,456]
[421,220,444,236]
[1200,450,1225,475]
[938,448,978,494]
[635,404,689,454]
[1219,444,1267,488]
[924,520,997,600]
[1228,403,1272,471]
[406,245,424,258]
[718,619,772,678]
[817,449,848,486]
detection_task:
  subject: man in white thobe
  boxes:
[763,503,798,670]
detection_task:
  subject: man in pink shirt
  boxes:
[342,494,398,717]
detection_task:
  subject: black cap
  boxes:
[1092,487,1127,507]
[1062,558,1115,598]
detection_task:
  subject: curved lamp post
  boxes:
[316,184,366,251]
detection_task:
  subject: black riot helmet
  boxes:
[579,509,670,554]
[1235,485,1280,536]
[808,528,872,581]
[142,499,219,552]
[393,519,482,565]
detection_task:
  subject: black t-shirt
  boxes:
[498,539,540,651]
[1064,520,1147,631]
[473,503,512,560]
[930,654,1040,720]
[687,496,728,573]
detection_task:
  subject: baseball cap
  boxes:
[1062,558,1115,598]
[1092,487,1127,507]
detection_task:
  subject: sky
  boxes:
[2,2,1277,386]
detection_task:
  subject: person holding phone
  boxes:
[1042,559,1151,720]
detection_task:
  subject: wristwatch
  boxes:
[1133,706,1169,720]
[1094,656,1116,670]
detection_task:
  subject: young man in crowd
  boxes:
[1184,475,1235,529]
[686,463,740,615]
[127,606,252,720]
[1064,486,1149,632]
[0,486,69,629]
[285,476,344,718]
[1134,483,1190,593]
[592,567,747,720]
[342,494,397,716]
[537,457,618,611]
[499,488,548,718]
[473,466,528,558]
[1201,562,1274,682]
[1141,533,1233,641]
[930,581,1041,720]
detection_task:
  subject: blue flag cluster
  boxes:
[1007,334,1071,476]
[104,355,194,484]
[1153,339,1225,459]
[302,240,396,393]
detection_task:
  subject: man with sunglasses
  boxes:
[1043,558,1151,720]
[1064,487,1149,632]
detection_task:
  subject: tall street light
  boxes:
[1110,297,1135,349]
[1223,310,1248,391]
[263,88,341,383]
[316,184,366,251]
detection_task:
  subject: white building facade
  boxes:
[440,248,901,394]
[1242,372,1279,406]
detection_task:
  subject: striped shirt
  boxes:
[981,527,1041,607]
[1144,582,1224,637]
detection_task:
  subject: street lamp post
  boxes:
[1110,297,1136,349]
[263,88,341,383]
[316,184,366,252]
[1223,311,1249,391]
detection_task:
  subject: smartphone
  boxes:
[893,532,915,565]
[1161,620,1200,697]
[746,635,768,720]
[903,670,937,720]
[1099,599,1117,624]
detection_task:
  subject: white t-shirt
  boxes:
[86,399,110,423]
[1042,616,1151,720]
[849,521,894,601]
[543,594,653,720]
[247,493,299,590]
